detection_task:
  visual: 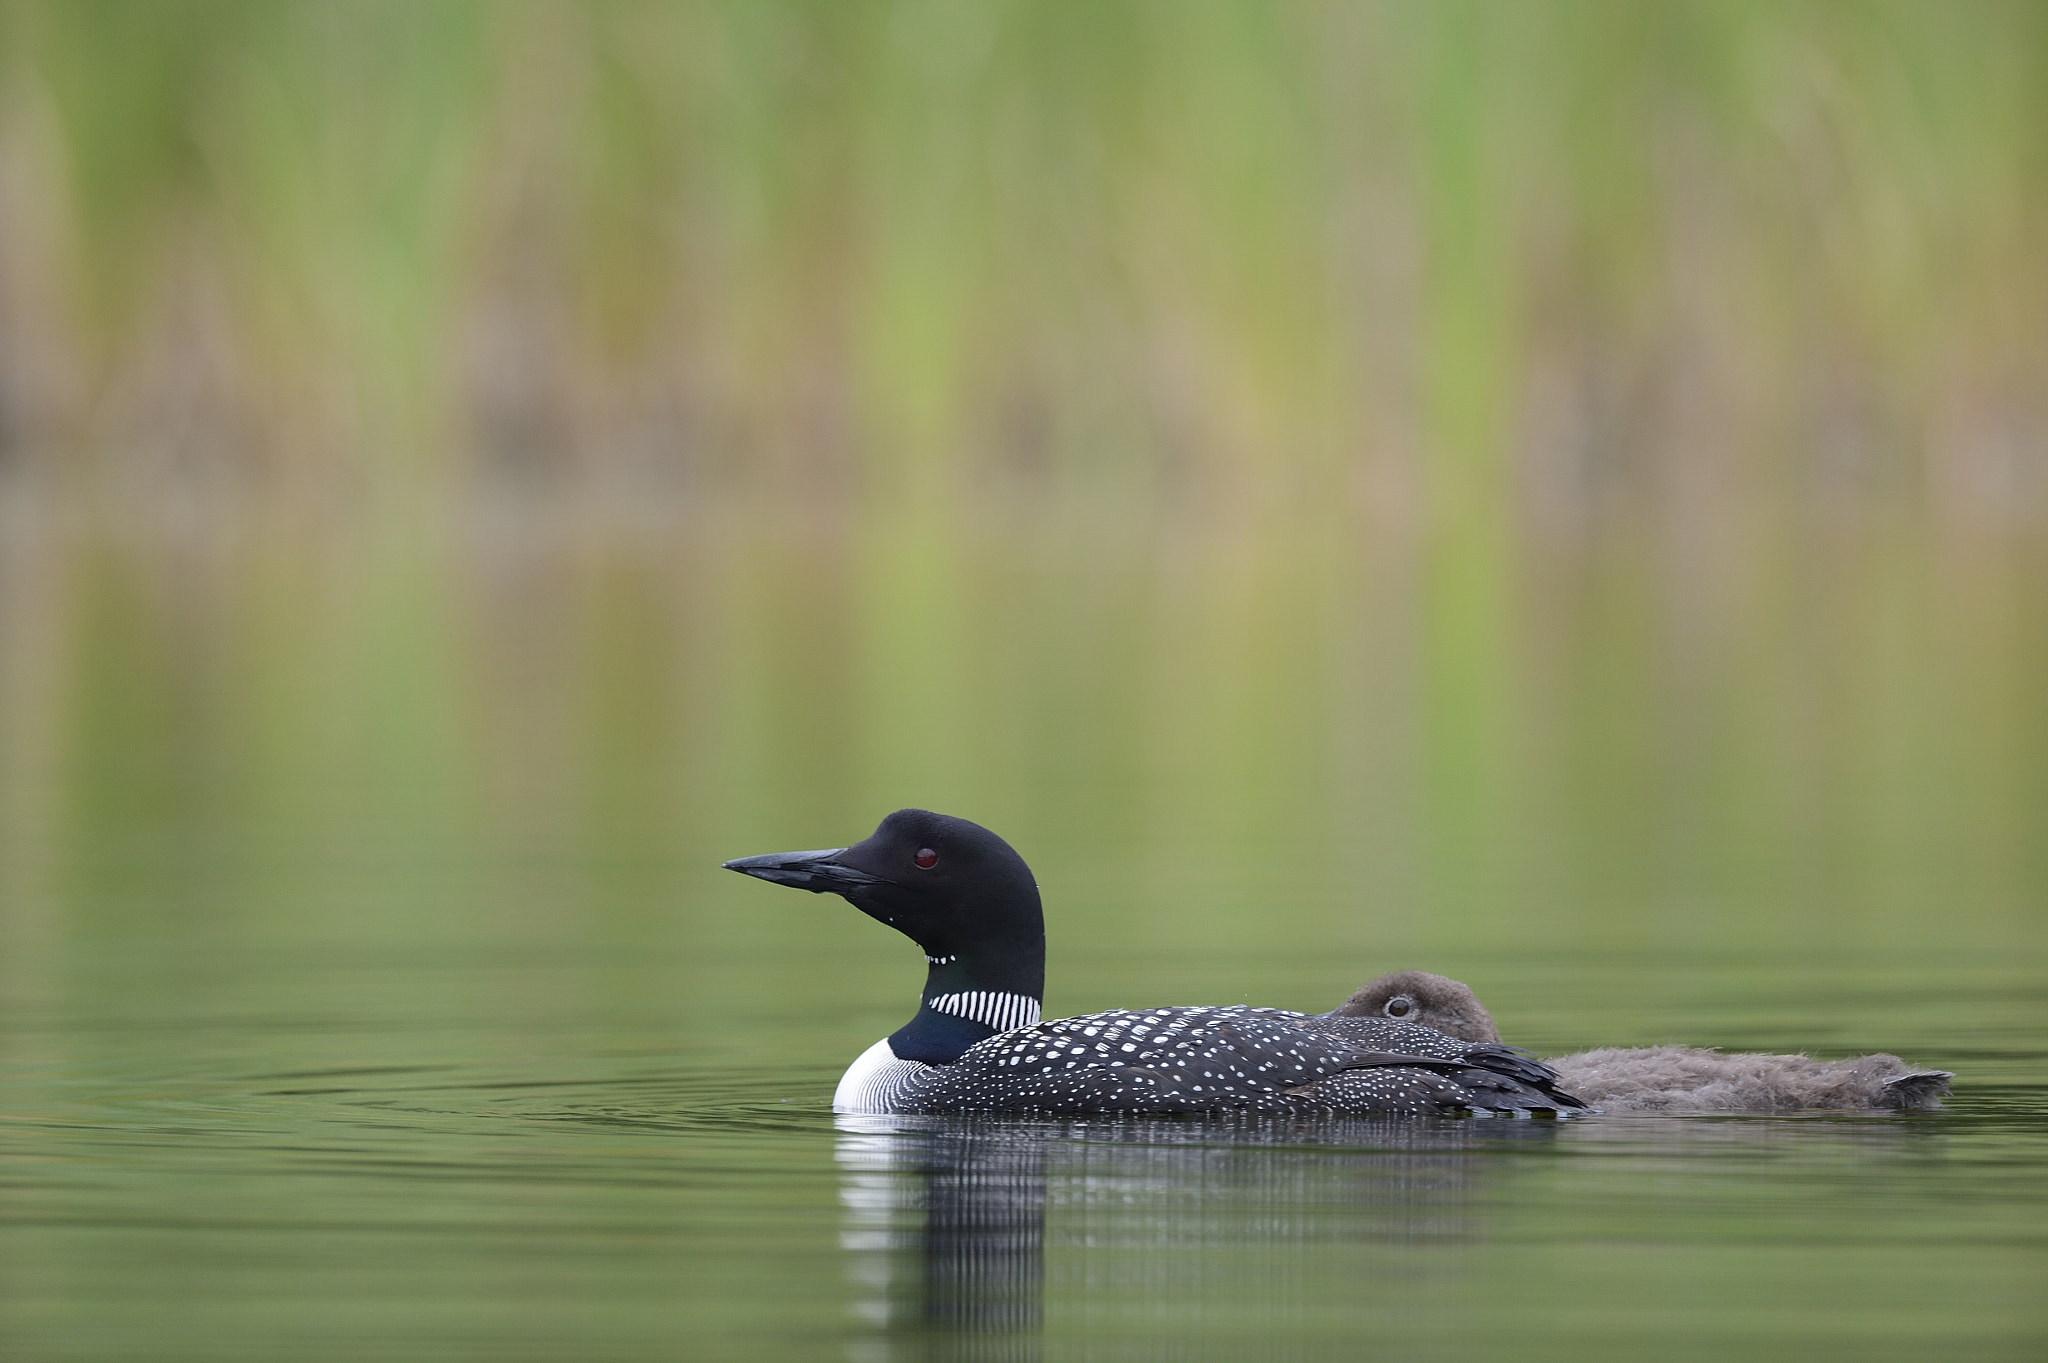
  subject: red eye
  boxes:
[914,848,938,870]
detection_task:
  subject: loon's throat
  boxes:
[918,951,1041,1024]
[921,945,1040,1006]
[887,952,1044,1064]
[919,927,1044,995]
[922,987,1043,1033]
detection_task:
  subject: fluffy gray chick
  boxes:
[1330,972,1951,1113]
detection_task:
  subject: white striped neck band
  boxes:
[925,990,1042,1034]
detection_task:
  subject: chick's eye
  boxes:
[914,848,938,870]
[1384,996,1414,1019]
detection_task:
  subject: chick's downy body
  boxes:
[1332,971,1952,1113]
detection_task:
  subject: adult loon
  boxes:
[724,810,1586,1117]
[1337,971,1953,1112]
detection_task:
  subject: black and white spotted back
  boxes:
[894,1005,1583,1116]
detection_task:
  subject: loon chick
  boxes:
[1334,972,1953,1113]
[725,810,1586,1117]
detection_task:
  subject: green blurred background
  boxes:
[2,4,2046,1359]
[2,0,2041,967]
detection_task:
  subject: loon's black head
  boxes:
[724,810,1046,1060]
[724,809,1043,968]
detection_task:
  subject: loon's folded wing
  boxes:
[1297,1016,1587,1110]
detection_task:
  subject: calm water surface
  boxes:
[2,933,2043,1362]
[2,514,2045,1359]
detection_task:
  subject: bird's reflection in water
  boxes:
[839,1115,1049,1362]
[834,1113,1563,1362]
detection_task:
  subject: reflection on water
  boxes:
[839,1118,1049,1356]
[828,1107,2048,1363]
[834,1114,1572,1361]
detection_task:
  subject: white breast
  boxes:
[832,1037,935,1113]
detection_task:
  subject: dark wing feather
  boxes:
[1295,1015,1586,1110]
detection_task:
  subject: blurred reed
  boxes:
[0,0,2041,529]
[0,2,2043,977]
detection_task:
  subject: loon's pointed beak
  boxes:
[722,847,881,894]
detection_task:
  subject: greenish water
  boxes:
[1,512,2045,1360]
